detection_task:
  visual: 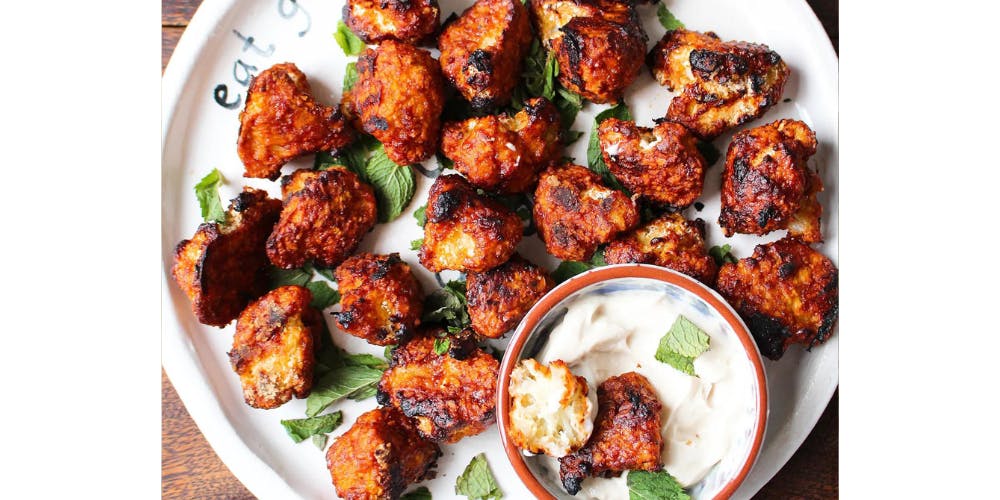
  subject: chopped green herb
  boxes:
[343,353,389,369]
[414,204,427,227]
[401,486,432,500]
[709,244,738,266]
[627,469,690,500]
[434,338,451,355]
[655,315,710,376]
[280,411,343,443]
[656,4,686,31]
[347,382,379,401]
[334,21,365,56]
[587,103,632,190]
[313,266,336,281]
[306,364,385,416]
[305,280,340,309]
[343,61,359,92]
[194,168,226,223]
[542,54,558,100]
[455,453,503,500]
[270,266,312,288]
[365,144,417,223]
[384,344,397,360]
[311,433,328,450]
[552,261,593,284]
[422,280,470,331]
[410,238,424,251]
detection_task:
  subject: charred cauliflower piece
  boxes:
[508,359,594,457]
[439,0,532,108]
[466,254,555,338]
[376,332,499,442]
[605,213,718,285]
[719,119,822,242]
[559,372,663,495]
[326,407,441,500]
[716,237,838,361]
[533,163,638,262]
[440,97,561,193]
[418,174,522,272]
[598,118,706,209]
[173,188,282,327]
[266,168,377,270]
[228,285,322,409]
[334,253,424,346]
[237,63,354,180]
[343,41,445,165]
[344,0,440,45]
[648,29,790,140]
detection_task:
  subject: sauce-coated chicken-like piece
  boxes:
[604,213,718,285]
[334,253,424,346]
[229,285,322,409]
[533,163,639,262]
[716,237,838,361]
[173,188,282,327]
[718,119,822,242]
[343,0,440,45]
[648,29,790,140]
[440,97,561,194]
[438,0,532,108]
[598,118,706,209]
[466,254,555,338]
[237,63,355,180]
[343,41,446,165]
[326,407,441,500]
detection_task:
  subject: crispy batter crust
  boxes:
[237,63,355,180]
[466,254,555,338]
[533,163,639,261]
[605,213,718,285]
[334,253,424,346]
[344,0,440,45]
[716,237,838,360]
[172,188,282,327]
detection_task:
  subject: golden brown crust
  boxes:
[266,169,377,270]
[718,119,822,242]
[559,371,663,495]
[605,213,718,285]
[172,188,282,327]
[237,63,355,180]
[343,41,445,165]
[344,0,440,45]
[598,118,706,209]
[228,285,322,409]
[376,331,499,442]
[440,97,561,194]
[418,174,522,272]
[466,254,555,338]
[533,163,639,261]
[334,253,424,346]
[715,237,838,360]
[438,0,533,108]
[648,29,790,140]
[326,407,441,500]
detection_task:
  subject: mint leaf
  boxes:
[436,152,455,170]
[627,470,690,500]
[422,280,470,331]
[656,349,696,376]
[305,280,340,309]
[455,453,503,500]
[343,61,359,92]
[590,247,607,267]
[270,266,312,288]
[280,411,343,443]
[334,21,365,56]
[306,365,385,416]
[401,486,432,500]
[343,353,388,370]
[347,382,379,401]
[194,169,226,223]
[311,433,328,450]
[520,39,547,99]
[434,338,451,355]
[552,261,593,283]
[313,267,336,281]
[656,4,686,31]
[588,103,632,190]
[663,316,710,357]
[542,54,558,100]
[410,238,424,251]
[365,144,417,223]
[384,344,397,359]
[414,204,427,227]
[709,244,738,266]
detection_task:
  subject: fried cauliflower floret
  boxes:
[344,0,440,45]
[172,188,282,327]
[533,163,638,262]
[508,359,594,457]
[326,407,441,500]
[716,237,838,361]
[334,253,424,346]
[228,285,322,409]
[605,213,718,285]
[559,372,663,495]
[439,0,532,109]
[598,118,706,209]
[237,63,354,180]
[418,174,522,272]
[648,29,790,140]
[466,254,555,338]
[343,41,445,165]
[718,119,822,242]
[376,332,499,442]
[266,168,376,270]
[440,97,561,193]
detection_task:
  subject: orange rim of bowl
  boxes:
[496,264,768,500]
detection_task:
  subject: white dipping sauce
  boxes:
[534,289,754,499]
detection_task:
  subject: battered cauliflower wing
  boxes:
[508,359,594,457]
[598,118,706,209]
[466,254,555,338]
[344,0,440,45]
[376,331,499,442]
[237,63,354,180]
[266,168,377,270]
[326,407,441,500]
[715,237,838,361]
[438,0,533,108]
[418,174,522,272]
[533,163,639,262]
[228,285,322,409]
[559,371,664,495]
[172,188,282,327]
[343,41,446,165]
[605,213,718,285]
[334,253,424,346]
[440,97,561,194]
[718,119,822,242]
[648,29,790,140]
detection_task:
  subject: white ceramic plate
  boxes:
[162,0,838,498]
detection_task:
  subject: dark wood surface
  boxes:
[161,1,839,497]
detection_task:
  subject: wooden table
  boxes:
[161,1,839,497]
